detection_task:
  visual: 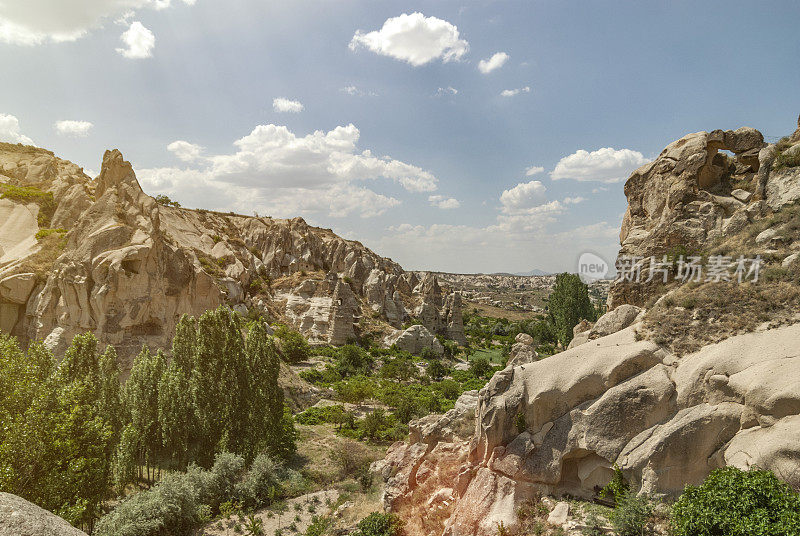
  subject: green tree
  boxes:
[547,273,597,346]
[335,344,372,376]
[274,325,310,364]
[122,346,165,481]
[0,334,118,529]
[245,321,285,460]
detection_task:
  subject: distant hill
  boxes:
[511,268,551,276]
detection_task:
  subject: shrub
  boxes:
[35,227,67,240]
[610,493,653,536]
[295,405,346,426]
[236,453,298,508]
[427,359,449,381]
[599,463,629,503]
[468,356,492,378]
[351,513,403,536]
[274,326,311,363]
[671,467,800,536]
[336,345,373,377]
[154,194,181,207]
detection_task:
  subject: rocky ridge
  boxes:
[374,118,800,536]
[0,144,464,367]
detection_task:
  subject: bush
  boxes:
[468,356,492,378]
[274,326,311,363]
[610,493,653,536]
[351,513,403,536]
[236,453,298,508]
[336,345,373,377]
[671,467,800,536]
[426,359,449,381]
[154,194,181,207]
[295,405,346,426]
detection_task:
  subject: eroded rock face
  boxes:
[373,391,479,536]
[608,128,770,308]
[0,145,462,366]
[0,492,88,536]
[379,323,800,536]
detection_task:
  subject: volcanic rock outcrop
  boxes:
[609,122,800,308]
[0,492,88,536]
[375,120,800,536]
[0,144,463,367]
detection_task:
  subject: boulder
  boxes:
[730,188,752,203]
[385,325,444,356]
[766,166,800,209]
[0,492,88,536]
[506,332,538,368]
[547,502,570,526]
[0,273,36,304]
[588,304,642,339]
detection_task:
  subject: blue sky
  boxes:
[1,0,799,273]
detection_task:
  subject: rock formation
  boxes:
[506,333,537,368]
[0,492,88,536]
[0,144,464,367]
[375,118,800,536]
[609,123,800,308]
[384,324,444,356]
[413,273,467,345]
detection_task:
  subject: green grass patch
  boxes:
[0,184,56,227]
[35,228,67,240]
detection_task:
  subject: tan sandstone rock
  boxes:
[0,492,88,536]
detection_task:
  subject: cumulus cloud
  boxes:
[478,52,509,74]
[550,147,648,183]
[349,12,469,66]
[54,120,93,137]
[116,20,154,58]
[0,0,190,46]
[139,123,439,219]
[428,195,460,209]
[167,140,203,162]
[500,86,530,97]
[273,97,304,113]
[563,196,586,204]
[0,113,34,145]
[499,180,547,214]
[524,165,544,176]
[435,86,458,97]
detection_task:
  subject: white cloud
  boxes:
[116,20,154,58]
[550,147,648,183]
[478,51,509,74]
[167,140,203,162]
[273,97,304,113]
[500,86,530,97]
[428,195,460,209]
[349,12,469,67]
[139,122,439,219]
[524,165,544,176]
[0,113,34,145]
[54,120,93,138]
[341,85,377,97]
[0,1,189,46]
[499,180,547,214]
[435,86,458,97]
[563,196,586,204]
